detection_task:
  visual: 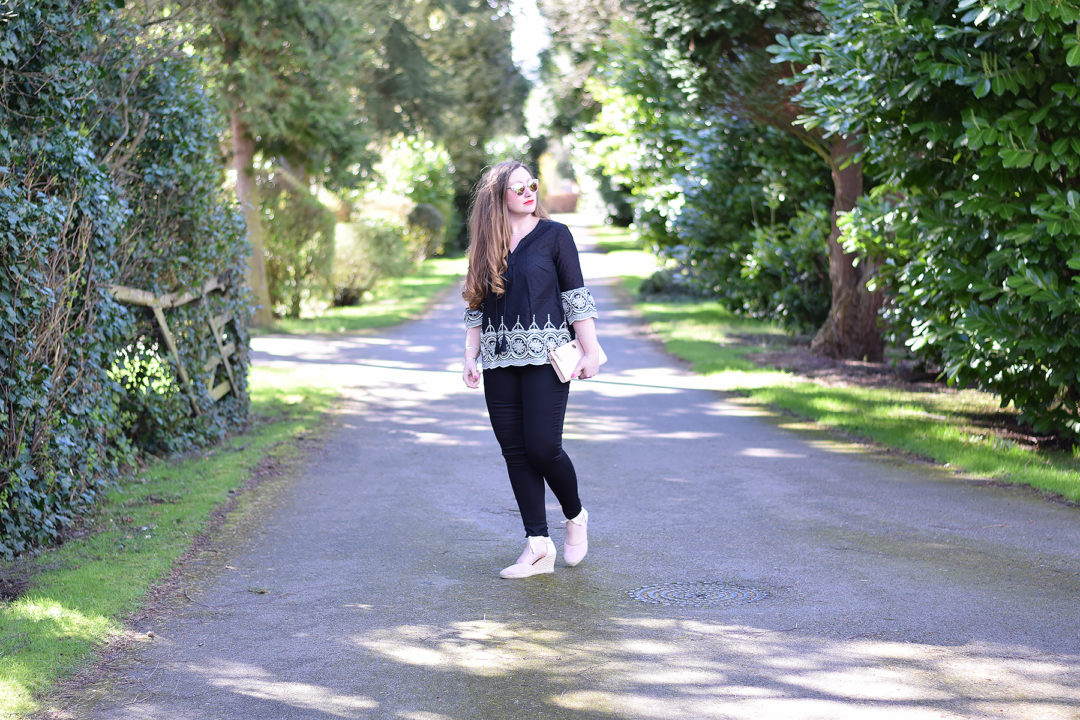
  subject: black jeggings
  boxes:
[483,363,583,537]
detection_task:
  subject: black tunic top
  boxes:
[463,219,598,369]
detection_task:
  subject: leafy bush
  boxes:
[262,175,337,318]
[661,118,833,332]
[0,1,248,556]
[385,136,460,250]
[740,203,831,333]
[638,267,707,299]
[332,218,415,306]
[406,202,446,260]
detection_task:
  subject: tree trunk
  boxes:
[810,135,884,361]
[231,109,274,327]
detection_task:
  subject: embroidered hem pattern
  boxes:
[481,316,573,369]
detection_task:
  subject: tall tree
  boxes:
[207,0,385,324]
[538,0,626,134]
[132,0,442,324]
[410,0,529,246]
[631,0,884,360]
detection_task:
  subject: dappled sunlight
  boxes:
[652,430,722,440]
[793,433,876,455]
[253,313,843,455]
[190,660,378,716]
[408,431,476,447]
[564,411,649,443]
[349,616,1080,719]
[701,399,777,418]
[54,226,1080,720]
[739,447,808,459]
[574,375,685,397]
[249,281,808,459]
[7,596,113,641]
[215,225,1080,720]
[0,680,34,717]
[357,620,567,677]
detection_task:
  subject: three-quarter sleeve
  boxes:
[560,286,598,323]
[554,227,598,323]
[464,306,484,329]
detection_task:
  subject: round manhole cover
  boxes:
[628,581,770,607]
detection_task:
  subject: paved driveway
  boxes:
[78,218,1080,719]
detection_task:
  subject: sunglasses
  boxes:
[507,178,540,196]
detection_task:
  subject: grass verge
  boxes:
[262,255,466,335]
[597,228,1080,503]
[0,367,339,718]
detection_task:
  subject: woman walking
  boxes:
[461,161,601,579]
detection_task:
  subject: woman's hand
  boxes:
[572,350,601,380]
[462,327,482,388]
[463,355,481,388]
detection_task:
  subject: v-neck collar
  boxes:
[509,218,544,255]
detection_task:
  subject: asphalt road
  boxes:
[74,217,1080,720]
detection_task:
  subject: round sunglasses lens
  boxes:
[508,179,539,196]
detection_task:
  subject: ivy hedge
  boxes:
[1,1,250,557]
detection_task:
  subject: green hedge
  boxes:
[0,1,249,556]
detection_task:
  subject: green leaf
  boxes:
[1000,148,1035,167]
[1067,44,1080,67]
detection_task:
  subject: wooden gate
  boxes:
[108,276,239,415]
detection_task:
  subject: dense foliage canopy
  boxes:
[774,0,1080,437]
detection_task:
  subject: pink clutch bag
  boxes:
[548,340,608,382]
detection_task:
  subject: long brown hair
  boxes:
[462,161,548,309]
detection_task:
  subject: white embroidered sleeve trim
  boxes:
[464,308,484,329]
[560,287,598,323]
